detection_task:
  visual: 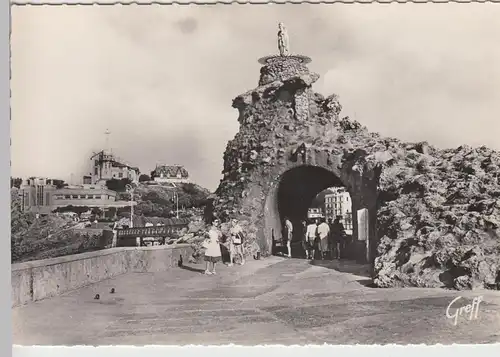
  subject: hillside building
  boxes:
[151,165,190,184]
[18,177,134,216]
[307,207,324,220]
[88,150,140,186]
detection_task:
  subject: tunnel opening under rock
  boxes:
[269,165,349,258]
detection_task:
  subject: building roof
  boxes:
[90,150,140,173]
[153,165,189,178]
[55,186,117,195]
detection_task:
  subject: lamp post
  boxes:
[173,191,179,219]
[169,183,179,219]
[126,184,138,247]
[126,184,134,228]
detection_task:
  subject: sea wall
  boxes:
[11,244,193,307]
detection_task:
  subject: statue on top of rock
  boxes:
[277,22,290,56]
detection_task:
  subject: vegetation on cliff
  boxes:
[11,180,211,262]
[116,182,210,219]
[11,188,104,263]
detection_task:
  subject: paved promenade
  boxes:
[13,257,500,345]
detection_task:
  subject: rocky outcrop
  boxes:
[212,55,500,290]
[375,145,500,290]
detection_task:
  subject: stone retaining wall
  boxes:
[11,244,193,307]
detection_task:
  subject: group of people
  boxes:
[283,216,347,260]
[201,219,246,275]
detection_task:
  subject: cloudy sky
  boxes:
[11,4,500,191]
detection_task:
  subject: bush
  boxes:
[53,205,90,216]
[91,207,103,217]
[105,178,132,192]
[10,177,22,189]
[139,174,151,182]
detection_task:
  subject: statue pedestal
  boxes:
[258,54,311,65]
[257,55,313,86]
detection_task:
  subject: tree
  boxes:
[91,207,103,217]
[105,207,117,219]
[10,177,22,189]
[105,178,132,192]
[139,174,151,182]
[52,205,90,217]
[116,207,130,218]
[52,179,68,189]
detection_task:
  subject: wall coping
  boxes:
[12,244,192,272]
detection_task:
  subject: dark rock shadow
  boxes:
[355,278,378,288]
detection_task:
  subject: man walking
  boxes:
[316,218,330,260]
[327,218,334,259]
[306,219,317,260]
[331,216,346,259]
[284,217,293,258]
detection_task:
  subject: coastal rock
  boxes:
[212,56,500,291]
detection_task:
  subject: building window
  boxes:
[118,172,123,178]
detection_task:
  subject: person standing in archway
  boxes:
[300,220,309,259]
[327,218,334,260]
[331,216,346,260]
[317,218,330,260]
[306,219,317,260]
[284,217,293,258]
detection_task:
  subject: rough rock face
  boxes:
[212,55,500,290]
[375,145,500,289]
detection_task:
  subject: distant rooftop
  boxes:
[153,165,189,179]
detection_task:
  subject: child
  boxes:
[202,219,222,275]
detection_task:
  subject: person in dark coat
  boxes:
[203,198,215,225]
[300,220,310,259]
[331,217,346,259]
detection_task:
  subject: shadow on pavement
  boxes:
[179,265,206,274]
[355,278,378,288]
[310,259,372,278]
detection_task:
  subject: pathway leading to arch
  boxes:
[13,257,500,345]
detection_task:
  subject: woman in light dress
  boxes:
[202,219,222,275]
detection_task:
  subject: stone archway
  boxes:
[261,163,379,262]
[277,165,344,225]
[213,54,382,266]
[212,34,500,290]
[269,165,345,257]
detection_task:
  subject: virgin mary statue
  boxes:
[277,22,290,56]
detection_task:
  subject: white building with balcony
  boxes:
[324,187,353,234]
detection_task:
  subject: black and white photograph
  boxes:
[10,3,500,346]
